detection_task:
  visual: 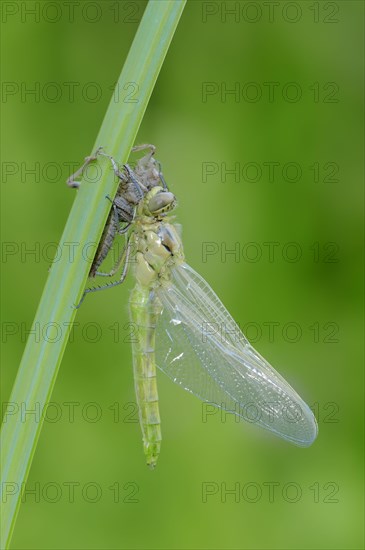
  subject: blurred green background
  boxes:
[1,1,363,548]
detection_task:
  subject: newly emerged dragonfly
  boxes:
[68,145,318,468]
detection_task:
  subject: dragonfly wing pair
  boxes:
[155,262,318,447]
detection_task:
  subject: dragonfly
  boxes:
[68,145,318,468]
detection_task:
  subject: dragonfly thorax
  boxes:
[133,221,184,288]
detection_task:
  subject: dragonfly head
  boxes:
[144,187,176,217]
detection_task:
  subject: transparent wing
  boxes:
[155,263,317,446]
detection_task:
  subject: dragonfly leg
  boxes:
[74,236,132,308]
[131,143,156,158]
[123,164,147,197]
[98,153,147,203]
[66,146,104,188]
[98,152,128,182]
[118,223,132,235]
[94,233,131,278]
[116,205,136,235]
[105,193,135,232]
[157,164,168,191]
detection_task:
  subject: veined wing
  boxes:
[155,263,318,446]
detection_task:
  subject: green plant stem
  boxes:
[0,1,186,547]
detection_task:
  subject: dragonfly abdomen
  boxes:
[129,285,162,468]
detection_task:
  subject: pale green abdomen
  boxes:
[129,284,162,468]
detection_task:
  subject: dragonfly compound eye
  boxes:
[147,191,176,216]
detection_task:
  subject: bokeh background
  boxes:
[1,1,364,548]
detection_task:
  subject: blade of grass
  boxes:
[0,1,186,547]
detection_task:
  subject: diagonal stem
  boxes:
[0,1,186,547]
